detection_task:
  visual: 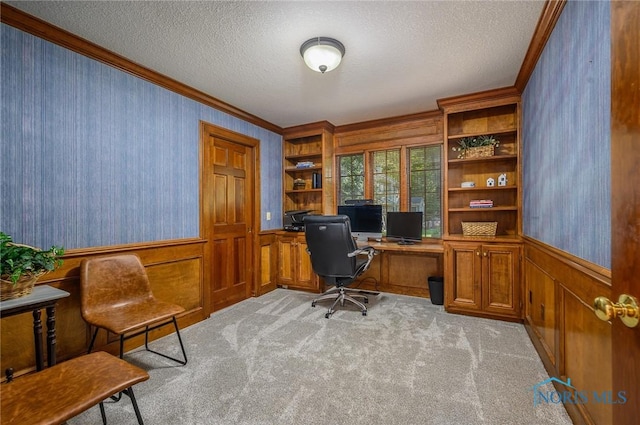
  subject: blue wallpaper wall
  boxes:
[522,0,610,268]
[1,24,283,249]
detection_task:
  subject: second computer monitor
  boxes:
[386,211,423,244]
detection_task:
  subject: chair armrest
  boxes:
[348,246,377,275]
[347,246,376,257]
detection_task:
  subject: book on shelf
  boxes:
[469,200,493,208]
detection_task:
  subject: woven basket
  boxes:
[463,145,494,159]
[462,221,497,237]
[0,273,43,301]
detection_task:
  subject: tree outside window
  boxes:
[338,154,364,205]
[372,150,400,220]
[409,146,442,237]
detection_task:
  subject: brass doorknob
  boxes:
[594,294,639,328]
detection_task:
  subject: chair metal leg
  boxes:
[127,386,145,425]
[105,388,145,425]
[87,328,99,354]
[318,287,368,318]
[311,287,341,307]
[343,294,367,313]
[144,317,188,365]
[99,401,107,425]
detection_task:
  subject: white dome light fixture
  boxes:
[300,37,345,73]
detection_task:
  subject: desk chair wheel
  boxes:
[312,301,317,307]
[325,312,331,318]
[362,311,367,316]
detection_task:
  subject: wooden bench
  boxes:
[0,351,149,425]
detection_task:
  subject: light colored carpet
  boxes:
[68,289,571,424]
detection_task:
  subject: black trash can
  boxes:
[428,276,444,305]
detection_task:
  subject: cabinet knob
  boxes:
[483,252,487,257]
[476,251,480,256]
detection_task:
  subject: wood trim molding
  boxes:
[0,3,282,135]
[514,0,567,92]
[283,121,335,138]
[436,86,520,111]
[58,238,206,259]
[334,110,442,134]
[522,235,611,283]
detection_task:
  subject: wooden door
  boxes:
[610,3,639,424]
[201,123,257,313]
[482,244,520,317]
[445,242,481,311]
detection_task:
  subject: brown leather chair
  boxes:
[80,254,187,365]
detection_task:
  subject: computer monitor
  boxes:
[337,204,383,241]
[386,212,423,245]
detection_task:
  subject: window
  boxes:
[338,154,364,205]
[372,150,400,215]
[337,144,442,238]
[409,146,441,237]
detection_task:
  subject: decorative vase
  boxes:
[0,273,42,301]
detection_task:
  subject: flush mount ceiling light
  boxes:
[300,37,345,73]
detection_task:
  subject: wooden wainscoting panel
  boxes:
[562,291,612,425]
[523,237,612,425]
[0,239,205,380]
[146,258,202,311]
[378,252,442,298]
[1,314,38,375]
[524,258,557,365]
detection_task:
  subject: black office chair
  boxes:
[303,215,377,318]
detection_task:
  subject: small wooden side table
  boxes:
[0,285,70,376]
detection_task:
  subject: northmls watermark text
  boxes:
[531,377,627,407]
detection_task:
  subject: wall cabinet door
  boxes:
[276,234,319,291]
[482,244,520,317]
[445,241,520,320]
[277,235,296,286]
[294,239,316,288]
[256,233,278,296]
[445,242,482,311]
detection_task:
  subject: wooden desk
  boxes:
[0,285,70,374]
[354,239,444,297]
[358,240,444,254]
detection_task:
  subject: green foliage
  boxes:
[0,232,65,284]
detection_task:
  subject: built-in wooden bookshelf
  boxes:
[438,88,522,321]
[440,94,521,240]
[282,122,334,215]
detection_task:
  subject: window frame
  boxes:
[335,140,443,239]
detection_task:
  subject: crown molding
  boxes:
[515,0,568,92]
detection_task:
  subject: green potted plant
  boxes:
[452,134,499,159]
[0,232,65,301]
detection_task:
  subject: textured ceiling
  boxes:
[6,1,545,128]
